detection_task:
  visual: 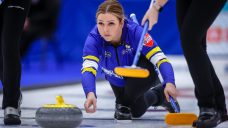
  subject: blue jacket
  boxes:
[82,19,175,96]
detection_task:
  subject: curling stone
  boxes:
[35,95,83,128]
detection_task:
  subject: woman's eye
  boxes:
[98,22,104,26]
[109,22,115,26]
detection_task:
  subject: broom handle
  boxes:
[130,13,139,24]
[130,14,179,113]
[130,14,149,67]
[170,96,180,113]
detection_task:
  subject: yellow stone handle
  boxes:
[56,95,65,105]
[43,95,75,108]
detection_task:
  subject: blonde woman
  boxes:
[82,0,179,121]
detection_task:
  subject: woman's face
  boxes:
[97,13,123,43]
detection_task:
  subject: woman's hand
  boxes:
[164,83,177,102]
[84,92,97,113]
[142,0,168,30]
[141,7,159,31]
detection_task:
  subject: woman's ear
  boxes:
[120,18,124,27]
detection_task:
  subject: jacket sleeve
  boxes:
[82,33,100,97]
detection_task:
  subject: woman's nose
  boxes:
[103,25,109,33]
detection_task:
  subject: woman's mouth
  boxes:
[104,34,111,37]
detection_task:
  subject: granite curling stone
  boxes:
[35,95,83,128]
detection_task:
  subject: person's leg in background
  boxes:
[0,0,30,125]
[176,0,227,127]
[0,2,3,80]
[202,34,227,121]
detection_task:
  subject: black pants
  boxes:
[176,0,227,113]
[0,0,30,109]
[111,56,164,117]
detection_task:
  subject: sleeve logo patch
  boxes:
[144,33,154,47]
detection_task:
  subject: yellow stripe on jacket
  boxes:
[81,67,97,76]
[157,59,170,68]
[146,47,162,60]
[83,55,99,62]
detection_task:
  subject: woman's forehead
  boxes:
[97,13,119,21]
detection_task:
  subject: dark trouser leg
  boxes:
[110,85,125,105]
[110,55,162,118]
[209,62,227,113]
[1,0,30,109]
[176,0,226,109]
[0,3,3,80]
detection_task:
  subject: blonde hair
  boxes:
[96,0,125,22]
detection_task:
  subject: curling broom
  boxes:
[114,14,150,78]
[165,96,197,125]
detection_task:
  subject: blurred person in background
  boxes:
[0,0,30,125]
[142,0,228,127]
[81,0,179,122]
[20,0,60,58]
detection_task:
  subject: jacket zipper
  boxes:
[114,47,120,66]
